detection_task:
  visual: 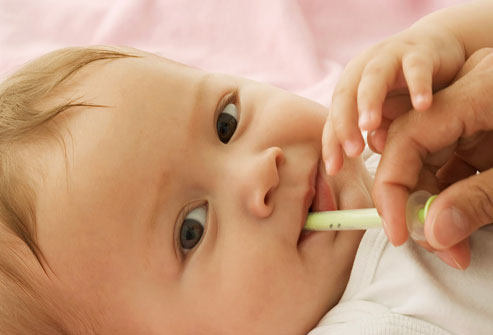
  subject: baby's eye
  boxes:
[180,205,208,250]
[217,103,238,144]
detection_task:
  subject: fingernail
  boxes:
[343,140,359,156]
[381,218,395,245]
[431,207,469,248]
[325,160,334,175]
[413,93,429,110]
[381,218,387,230]
[434,250,463,270]
[413,94,425,105]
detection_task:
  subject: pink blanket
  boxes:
[0,0,466,104]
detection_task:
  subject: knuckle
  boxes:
[446,75,490,136]
[481,50,493,64]
[386,115,428,159]
[332,85,352,100]
[403,53,424,69]
[332,118,351,137]
[345,56,362,70]
[468,47,493,65]
[386,116,404,139]
[363,61,385,77]
[470,182,493,224]
[328,106,344,125]
[462,74,493,131]
[330,121,349,142]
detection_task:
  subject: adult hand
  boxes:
[373,48,493,269]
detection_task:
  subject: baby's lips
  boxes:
[312,169,337,212]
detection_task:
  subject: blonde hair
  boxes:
[0,46,135,334]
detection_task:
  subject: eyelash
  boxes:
[215,89,240,141]
[175,201,208,257]
[217,89,239,115]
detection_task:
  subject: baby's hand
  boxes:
[323,23,465,175]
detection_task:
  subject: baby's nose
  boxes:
[245,146,284,219]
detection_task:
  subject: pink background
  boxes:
[0,0,467,103]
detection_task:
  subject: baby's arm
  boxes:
[323,0,493,175]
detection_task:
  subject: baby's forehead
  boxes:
[81,52,202,99]
[51,50,209,151]
[32,50,202,164]
[35,53,200,131]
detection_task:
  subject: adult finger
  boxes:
[454,131,493,172]
[416,237,471,270]
[367,93,412,153]
[434,238,471,270]
[453,47,493,81]
[436,154,477,190]
[425,168,493,250]
[380,92,412,120]
[372,106,461,245]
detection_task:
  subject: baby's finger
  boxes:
[322,119,344,175]
[331,66,365,158]
[402,51,434,111]
[357,55,400,131]
[367,82,413,153]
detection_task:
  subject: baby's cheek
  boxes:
[212,264,276,325]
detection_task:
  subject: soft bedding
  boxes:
[0,0,466,105]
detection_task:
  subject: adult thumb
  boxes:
[425,168,493,250]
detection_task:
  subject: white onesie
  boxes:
[310,226,493,334]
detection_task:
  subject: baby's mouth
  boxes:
[298,162,337,245]
[310,162,337,213]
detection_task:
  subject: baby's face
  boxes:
[36,50,372,333]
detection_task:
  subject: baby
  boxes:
[0,46,373,334]
[2,45,492,335]
[1,2,493,334]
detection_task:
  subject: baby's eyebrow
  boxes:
[193,73,215,108]
[186,73,216,135]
